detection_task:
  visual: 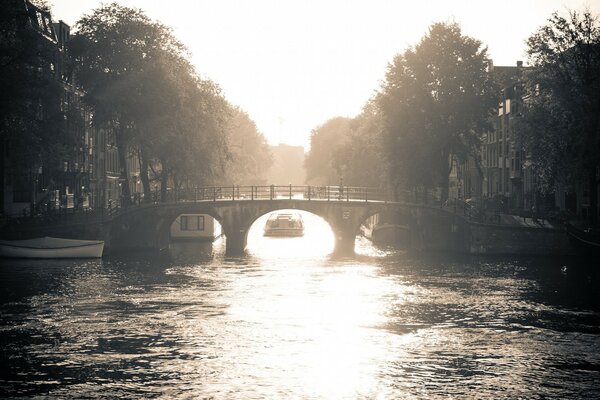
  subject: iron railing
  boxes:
[165,185,390,203]
[4,185,495,227]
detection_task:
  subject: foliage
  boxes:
[304,117,352,185]
[331,100,387,187]
[518,9,600,222]
[221,107,273,185]
[71,3,231,202]
[377,22,496,201]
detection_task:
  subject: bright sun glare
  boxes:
[246,210,335,258]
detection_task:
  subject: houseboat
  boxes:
[170,214,221,241]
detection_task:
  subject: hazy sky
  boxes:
[49,0,599,149]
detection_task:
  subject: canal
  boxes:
[1,211,599,398]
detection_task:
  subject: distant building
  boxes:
[265,144,306,184]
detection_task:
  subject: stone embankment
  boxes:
[370,209,573,256]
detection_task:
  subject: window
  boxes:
[196,216,205,231]
[180,216,188,231]
[180,215,204,231]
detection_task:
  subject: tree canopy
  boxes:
[221,106,273,185]
[304,117,352,185]
[71,3,231,202]
[377,22,496,201]
[328,100,387,187]
[518,9,600,223]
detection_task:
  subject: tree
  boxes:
[131,50,229,201]
[304,117,352,185]
[330,100,387,187]
[70,3,190,205]
[221,107,273,185]
[518,9,600,224]
[377,22,496,201]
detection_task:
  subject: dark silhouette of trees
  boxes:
[71,3,185,204]
[518,9,600,225]
[71,3,232,203]
[377,22,496,201]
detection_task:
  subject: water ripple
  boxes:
[1,239,599,399]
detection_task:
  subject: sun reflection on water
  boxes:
[2,229,598,399]
[223,213,415,397]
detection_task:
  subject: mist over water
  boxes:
[1,211,599,399]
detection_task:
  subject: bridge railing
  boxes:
[165,185,391,203]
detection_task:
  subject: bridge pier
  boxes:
[225,229,248,255]
[333,231,356,255]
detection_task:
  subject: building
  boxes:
[1,1,93,216]
[1,1,142,216]
[479,61,531,212]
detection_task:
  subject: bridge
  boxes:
[1,185,567,256]
[106,185,469,255]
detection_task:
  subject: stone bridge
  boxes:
[105,184,475,255]
[108,199,399,255]
[2,186,571,256]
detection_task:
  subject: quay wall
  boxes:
[377,206,573,255]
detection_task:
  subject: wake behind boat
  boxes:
[0,236,104,259]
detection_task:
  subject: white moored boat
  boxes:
[0,236,104,259]
[264,212,304,237]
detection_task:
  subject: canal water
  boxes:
[1,211,599,399]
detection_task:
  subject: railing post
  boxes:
[270,184,274,201]
[289,184,292,200]
[213,187,216,202]
[232,185,235,201]
[308,185,311,201]
[251,186,254,201]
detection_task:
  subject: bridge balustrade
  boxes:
[165,185,390,203]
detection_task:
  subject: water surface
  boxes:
[1,212,599,399]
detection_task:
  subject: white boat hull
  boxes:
[0,237,104,259]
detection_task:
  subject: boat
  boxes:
[264,212,304,237]
[566,223,600,257]
[0,236,104,259]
